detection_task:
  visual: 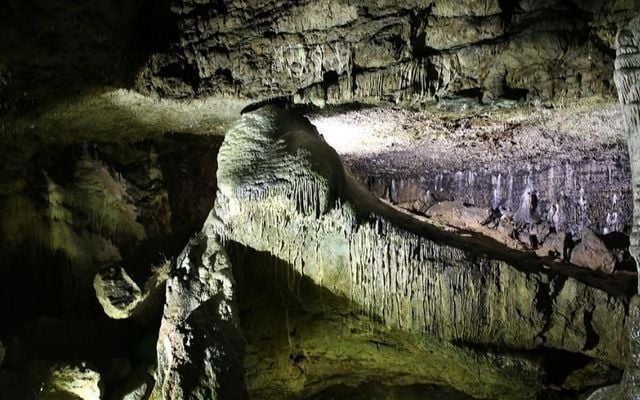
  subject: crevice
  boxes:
[541,348,593,385]
[582,310,600,351]
[534,275,568,344]
[410,6,437,58]
[497,0,521,29]
[502,85,529,101]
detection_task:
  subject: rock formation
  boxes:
[570,229,617,274]
[0,1,638,399]
[2,0,638,118]
[606,13,640,400]
[175,105,630,398]
[151,231,248,400]
[137,0,639,105]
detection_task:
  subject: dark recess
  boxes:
[498,0,521,28]
[322,70,340,89]
[410,6,439,57]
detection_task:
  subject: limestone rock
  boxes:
[207,105,630,399]
[425,201,492,229]
[613,13,640,400]
[94,260,170,320]
[422,15,503,50]
[94,266,143,319]
[587,384,620,400]
[136,0,640,104]
[570,229,617,274]
[110,365,154,400]
[30,362,102,400]
[0,134,221,331]
[535,232,569,260]
[150,231,248,400]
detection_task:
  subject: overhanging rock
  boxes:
[208,105,630,370]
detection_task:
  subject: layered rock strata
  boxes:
[139,0,639,105]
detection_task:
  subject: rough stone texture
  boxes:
[94,266,144,319]
[94,261,170,320]
[0,134,220,327]
[425,200,491,228]
[536,232,569,260]
[29,361,102,400]
[137,0,639,105]
[311,103,632,238]
[207,105,630,398]
[150,230,248,400]
[570,229,617,274]
[612,13,640,400]
[359,157,632,237]
[111,366,154,400]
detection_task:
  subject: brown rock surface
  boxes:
[571,229,617,274]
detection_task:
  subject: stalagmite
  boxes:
[594,13,640,400]
[151,229,248,400]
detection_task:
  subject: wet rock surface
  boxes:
[205,105,632,399]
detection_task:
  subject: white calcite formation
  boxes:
[598,13,640,400]
[158,104,630,399]
[150,229,248,400]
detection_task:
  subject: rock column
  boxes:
[614,14,640,400]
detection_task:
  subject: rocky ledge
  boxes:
[149,105,634,400]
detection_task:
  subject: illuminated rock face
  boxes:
[615,15,640,288]
[191,105,630,398]
[151,231,248,400]
[611,14,640,400]
[138,0,639,104]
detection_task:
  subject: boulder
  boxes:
[425,201,492,228]
[535,232,569,260]
[94,266,143,319]
[110,365,154,400]
[94,260,170,320]
[570,229,617,274]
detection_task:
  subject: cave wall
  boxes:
[0,134,221,329]
[2,0,637,118]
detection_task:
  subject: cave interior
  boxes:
[1,1,640,399]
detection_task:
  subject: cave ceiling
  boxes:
[0,0,638,131]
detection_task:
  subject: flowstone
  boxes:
[607,13,640,400]
[205,105,631,397]
[150,228,248,400]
